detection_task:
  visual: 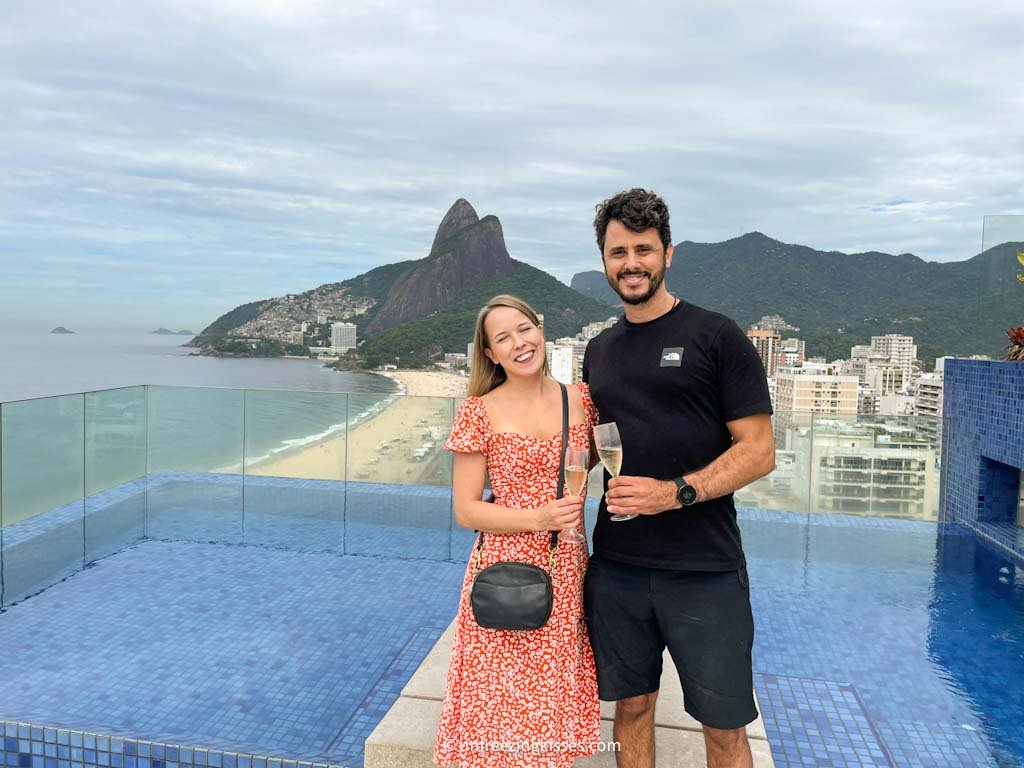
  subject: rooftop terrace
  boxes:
[1,373,1022,767]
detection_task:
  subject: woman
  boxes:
[434,295,601,768]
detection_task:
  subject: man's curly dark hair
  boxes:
[593,188,672,253]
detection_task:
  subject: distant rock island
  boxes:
[151,328,195,335]
[50,327,75,335]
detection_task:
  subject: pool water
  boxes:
[742,510,1024,768]
[1,505,1021,768]
[0,540,464,767]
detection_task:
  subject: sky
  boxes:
[2,0,1022,333]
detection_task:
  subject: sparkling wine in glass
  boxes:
[593,422,635,522]
[558,447,589,544]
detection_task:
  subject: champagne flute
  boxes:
[558,447,589,544]
[593,422,636,521]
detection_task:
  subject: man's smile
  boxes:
[619,272,650,287]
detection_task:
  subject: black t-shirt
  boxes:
[582,300,773,571]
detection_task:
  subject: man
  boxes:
[582,188,776,768]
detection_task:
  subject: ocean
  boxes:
[0,333,402,503]
[0,332,396,402]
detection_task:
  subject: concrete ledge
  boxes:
[367,621,774,767]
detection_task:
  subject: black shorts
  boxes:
[583,555,758,730]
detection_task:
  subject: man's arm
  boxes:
[605,413,776,517]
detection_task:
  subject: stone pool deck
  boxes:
[365,623,775,767]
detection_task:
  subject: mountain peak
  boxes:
[366,200,513,335]
[735,231,779,245]
[431,199,480,254]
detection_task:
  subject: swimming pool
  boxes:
[1,491,1022,768]
[743,509,1024,768]
[0,538,464,767]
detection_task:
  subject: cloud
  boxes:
[1,0,1023,331]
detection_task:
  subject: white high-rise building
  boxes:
[582,318,616,340]
[550,345,575,385]
[868,364,905,397]
[878,393,916,416]
[858,384,879,415]
[776,338,806,369]
[850,346,880,384]
[871,334,917,372]
[914,367,945,448]
[330,322,357,352]
[915,372,944,419]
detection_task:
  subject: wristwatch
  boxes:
[673,476,699,507]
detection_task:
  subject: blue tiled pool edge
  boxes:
[0,721,343,768]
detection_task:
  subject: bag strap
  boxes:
[476,382,569,568]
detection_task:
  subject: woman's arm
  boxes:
[452,452,582,533]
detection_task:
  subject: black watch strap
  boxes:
[673,476,698,506]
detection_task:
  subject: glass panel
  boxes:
[1018,468,1023,528]
[146,386,244,543]
[811,412,941,521]
[737,411,814,514]
[242,389,348,552]
[344,393,454,560]
[84,387,147,562]
[449,397,477,560]
[981,215,1024,360]
[918,414,943,522]
[939,414,951,524]
[0,394,85,604]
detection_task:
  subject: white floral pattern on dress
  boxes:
[434,382,602,768]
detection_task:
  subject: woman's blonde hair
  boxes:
[467,294,550,397]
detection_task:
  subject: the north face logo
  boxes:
[660,347,684,366]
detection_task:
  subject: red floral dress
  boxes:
[434,382,602,768]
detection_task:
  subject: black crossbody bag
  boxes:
[469,382,568,631]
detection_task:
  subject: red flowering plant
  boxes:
[1005,326,1024,362]
[1004,251,1024,361]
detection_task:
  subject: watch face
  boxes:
[679,484,698,505]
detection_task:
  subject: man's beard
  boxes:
[606,260,667,306]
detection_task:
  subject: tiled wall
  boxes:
[0,722,340,768]
[942,359,1024,560]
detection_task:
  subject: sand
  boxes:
[382,369,468,398]
[248,369,467,484]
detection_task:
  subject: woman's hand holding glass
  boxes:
[535,496,584,536]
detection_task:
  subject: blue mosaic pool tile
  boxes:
[876,720,998,767]
[0,725,340,768]
[753,674,892,767]
[943,359,1024,563]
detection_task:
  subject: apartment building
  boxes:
[774,362,859,415]
[777,338,806,369]
[747,327,782,377]
[871,334,917,372]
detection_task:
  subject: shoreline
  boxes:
[377,369,466,398]
[248,369,466,483]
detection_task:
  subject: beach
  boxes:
[381,369,468,398]
[249,368,467,484]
